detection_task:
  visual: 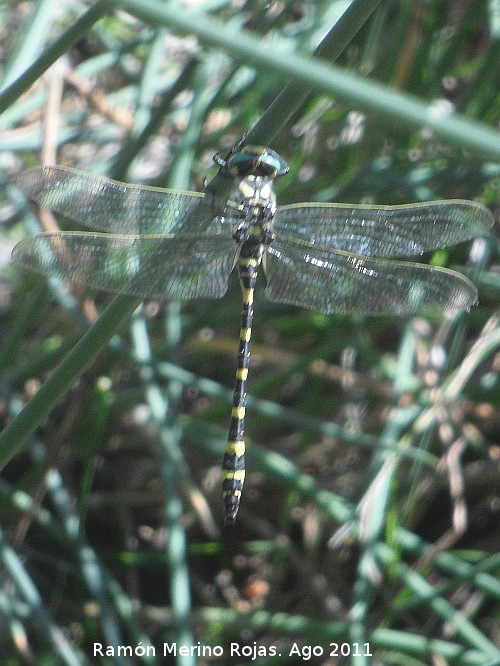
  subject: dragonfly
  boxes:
[13,145,494,525]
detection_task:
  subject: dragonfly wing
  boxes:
[274,200,493,257]
[16,166,237,237]
[12,232,239,300]
[264,237,478,315]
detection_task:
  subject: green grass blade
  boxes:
[0,294,141,471]
[116,0,500,158]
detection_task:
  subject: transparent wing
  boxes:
[264,237,478,315]
[12,232,239,300]
[274,200,493,257]
[16,166,238,237]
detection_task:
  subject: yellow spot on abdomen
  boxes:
[231,406,246,420]
[242,288,254,305]
[226,440,246,458]
[239,256,259,268]
[240,327,251,342]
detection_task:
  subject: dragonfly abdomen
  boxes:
[222,242,264,525]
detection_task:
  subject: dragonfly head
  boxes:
[214,145,289,179]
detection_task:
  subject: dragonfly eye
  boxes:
[214,145,289,179]
[252,149,290,178]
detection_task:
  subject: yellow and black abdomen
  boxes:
[222,238,265,525]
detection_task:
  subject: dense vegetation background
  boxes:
[0,0,499,664]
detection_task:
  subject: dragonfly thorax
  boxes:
[214,144,288,247]
[231,175,277,246]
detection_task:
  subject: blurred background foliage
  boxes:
[0,0,499,664]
